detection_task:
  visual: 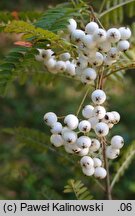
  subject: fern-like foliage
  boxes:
[35,2,89,32]
[2,127,74,164]
[99,0,135,27]
[0,46,41,96]
[64,179,93,200]
[111,141,135,190]
[5,20,60,42]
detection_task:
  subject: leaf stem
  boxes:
[76,86,91,116]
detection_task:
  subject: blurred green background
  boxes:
[0,0,135,200]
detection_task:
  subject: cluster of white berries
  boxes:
[43,89,124,179]
[35,19,131,85]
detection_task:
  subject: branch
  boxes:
[99,0,135,18]
[104,62,135,78]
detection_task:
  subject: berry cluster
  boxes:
[36,19,131,85]
[44,89,124,179]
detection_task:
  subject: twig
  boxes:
[89,5,105,30]
[101,137,112,200]
[104,63,135,78]
[76,86,91,116]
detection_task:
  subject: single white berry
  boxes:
[63,130,77,144]
[93,158,102,167]
[93,29,107,42]
[67,18,77,32]
[82,68,97,82]
[119,27,131,40]
[82,34,96,49]
[55,61,66,72]
[77,136,91,149]
[107,28,121,42]
[78,148,89,156]
[95,122,109,137]
[89,139,100,152]
[94,167,107,179]
[66,61,76,76]
[60,52,71,61]
[89,52,103,66]
[117,40,130,52]
[85,22,99,34]
[107,47,120,60]
[106,146,120,159]
[91,89,106,105]
[51,122,63,134]
[82,105,94,119]
[64,114,79,130]
[88,117,99,129]
[71,29,85,43]
[50,134,64,147]
[80,156,94,168]
[111,111,120,124]
[111,135,124,149]
[82,167,95,176]
[93,106,106,119]
[78,120,91,133]
[97,41,111,53]
[44,112,57,127]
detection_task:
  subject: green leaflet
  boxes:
[35,2,89,32]
[64,179,93,200]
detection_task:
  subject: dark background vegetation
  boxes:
[0,0,135,200]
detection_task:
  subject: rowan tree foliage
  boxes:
[0,0,135,200]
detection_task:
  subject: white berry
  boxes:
[111,135,124,149]
[117,40,130,52]
[119,27,131,40]
[91,89,106,105]
[64,114,79,130]
[78,120,91,133]
[82,167,95,176]
[93,106,106,119]
[63,131,77,144]
[50,134,64,147]
[77,136,91,149]
[93,158,102,167]
[107,28,121,42]
[85,22,99,34]
[68,18,77,32]
[82,105,94,119]
[106,146,120,159]
[94,167,107,179]
[44,112,57,127]
[80,156,94,168]
[95,122,109,137]
[51,122,63,134]
[111,111,120,124]
[93,29,107,42]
